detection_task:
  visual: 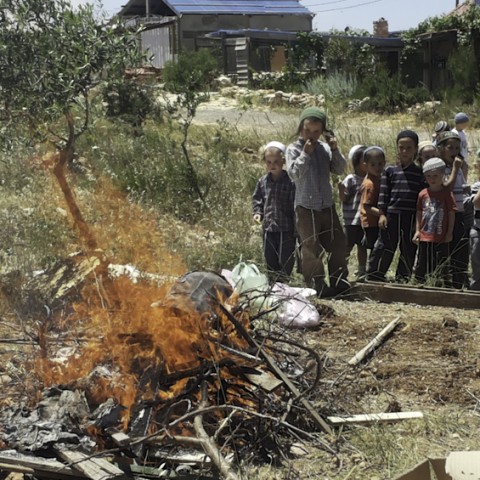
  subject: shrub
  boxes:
[103,79,155,131]
[162,49,219,93]
[303,72,358,102]
[356,66,431,113]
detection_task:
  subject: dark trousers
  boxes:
[295,206,348,290]
[263,231,296,282]
[415,241,449,284]
[448,212,469,289]
[367,211,417,282]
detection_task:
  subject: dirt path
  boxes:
[194,96,298,132]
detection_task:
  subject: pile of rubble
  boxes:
[219,85,325,108]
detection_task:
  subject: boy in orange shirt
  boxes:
[360,146,386,260]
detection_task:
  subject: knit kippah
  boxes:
[264,141,286,153]
[454,112,469,124]
[423,157,446,174]
[434,120,450,133]
[436,130,460,145]
[396,130,419,146]
[418,140,435,153]
[364,146,385,157]
[348,144,365,161]
[299,107,327,127]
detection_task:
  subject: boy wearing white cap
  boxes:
[413,158,457,284]
[252,141,296,281]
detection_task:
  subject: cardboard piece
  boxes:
[394,452,480,480]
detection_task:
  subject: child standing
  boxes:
[360,146,386,259]
[252,141,296,282]
[338,145,367,279]
[436,131,469,289]
[452,112,470,180]
[432,120,450,144]
[413,158,456,284]
[286,107,349,298]
[367,130,424,282]
[470,158,480,291]
[417,140,437,167]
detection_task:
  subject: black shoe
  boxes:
[317,280,351,298]
[316,285,338,298]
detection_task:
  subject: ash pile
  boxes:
[0,254,335,480]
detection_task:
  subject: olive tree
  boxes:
[0,0,143,248]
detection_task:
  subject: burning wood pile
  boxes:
[0,253,335,480]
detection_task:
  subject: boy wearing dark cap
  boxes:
[413,158,456,284]
[367,130,425,282]
[286,106,349,298]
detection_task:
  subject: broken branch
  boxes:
[348,316,401,366]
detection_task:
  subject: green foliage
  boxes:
[0,0,142,149]
[0,145,72,273]
[401,2,480,101]
[80,118,264,270]
[303,72,358,101]
[356,65,431,113]
[288,32,324,73]
[103,79,155,130]
[162,49,219,93]
[323,32,375,79]
[446,46,478,103]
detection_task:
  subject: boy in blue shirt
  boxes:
[367,130,424,282]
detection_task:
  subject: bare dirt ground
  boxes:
[251,297,480,479]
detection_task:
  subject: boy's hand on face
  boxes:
[253,214,262,224]
[378,214,388,229]
[453,157,463,171]
[303,139,317,156]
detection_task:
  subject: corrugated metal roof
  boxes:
[119,0,312,17]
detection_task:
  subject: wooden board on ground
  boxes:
[244,369,283,392]
[0,451,86,479]
[350,282,480,309]
[327,411,424,426]
[56,449,126,480]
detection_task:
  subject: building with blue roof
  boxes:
[118,0,313,73]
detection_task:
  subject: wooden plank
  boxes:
[244,369,283,392]
[56,450,126,480]
[327,411,424,425]
[348,316,401,366]
[351,282,480,309]
[0,451,86,479]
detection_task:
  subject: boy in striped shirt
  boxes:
[367,130,424,282]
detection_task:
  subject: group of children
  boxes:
[252,106,480,297]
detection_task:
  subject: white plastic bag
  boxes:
[229,262,272,309]
[272,282,320,329]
